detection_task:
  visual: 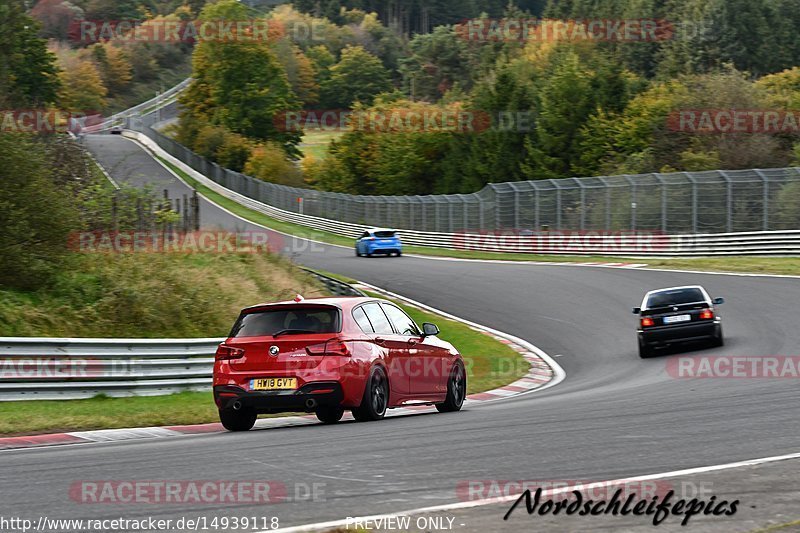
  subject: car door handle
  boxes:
[407,339,419,346]
[374,337,386,346]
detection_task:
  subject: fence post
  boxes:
[193,191,200,230]
[755,169,769,231]
[719,171,733,233]
[624,175,636,231]
[656,173,667,233]
[688,174,698,233]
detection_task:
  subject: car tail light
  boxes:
[640,317,655,327]
[306,339,350,356]
[216,344,245,361]
[699,309,714,320]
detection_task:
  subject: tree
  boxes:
[0,1,60,108]
[55,49,108,111]
[522,49,594,179]
[399,25,476,102]
[320,45,392,108]
[180,0,301,156]
[92,43,133,94]
[272,40,320,107]
[245,142,305,187]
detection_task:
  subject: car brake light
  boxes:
[306,339,350,356]
[700,309,714,320]
[640,317,655,327]
[216,345,245,361]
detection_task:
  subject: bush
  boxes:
[0,134,82,290]
[244,142,304,187]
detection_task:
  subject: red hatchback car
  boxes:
[213,296,466,431]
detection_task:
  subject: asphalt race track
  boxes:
[3,133,797,531]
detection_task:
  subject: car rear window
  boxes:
[230,307,341,337]
[646,288,705,309]
[374,231,396,238]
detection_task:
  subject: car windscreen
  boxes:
[374,231,396,238]
[646,288,705,309]
[230,307,341,337]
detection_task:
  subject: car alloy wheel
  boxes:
[436,362,466,413]
[353,367,388,421]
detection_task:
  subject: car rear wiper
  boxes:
[273,329,317,338]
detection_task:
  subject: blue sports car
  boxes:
[355,228,403,257]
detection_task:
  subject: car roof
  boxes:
[644,285,705,296]
[241,296,382,312]
[641,286,710,306]
[365,227,397,233]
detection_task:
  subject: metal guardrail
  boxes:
[82,79,191,134]
[302,269,365,297]
[0,338,222,401]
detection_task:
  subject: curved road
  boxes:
[3,134,797,531]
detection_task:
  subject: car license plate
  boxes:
[663,314,691,324]
[250,378,297,391]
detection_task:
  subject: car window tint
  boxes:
[352,306,374,333]
[361,303,394,334]
[381,303,419,336]
[647,288,704,308]
[374,231,396,238]
[230,307,340,337]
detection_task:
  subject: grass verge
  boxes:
[158,158,800,276]
[1,281,530,436]
[360,290,530,394]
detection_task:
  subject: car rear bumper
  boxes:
[639,321,720,345]
[214,382,344,413]
[366,245,401,253]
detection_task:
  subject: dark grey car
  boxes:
[633,285,724,358]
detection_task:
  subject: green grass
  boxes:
[158,159,800,276]
[0,392,218,436]
[361,290,530,394]
[299,130,344,160]
[0,252,322,338]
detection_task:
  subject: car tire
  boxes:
[436,362,466,413]
[315,406,345,424]
[396,251,402,257]
[638,339,653,359]
[355,247,361,257]
[219,408,257,432]
[352,367,388,422]
[712,326,724,347]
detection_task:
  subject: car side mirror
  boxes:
[632,307,641,315]
[422,322,440,337]
[713,297,725,305]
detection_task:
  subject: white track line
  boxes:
[269,451,800,532]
